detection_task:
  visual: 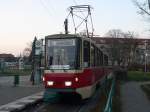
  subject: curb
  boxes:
[0,92,44,112]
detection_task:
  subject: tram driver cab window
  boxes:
[83,41,90,67]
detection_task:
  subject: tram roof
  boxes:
[45,34,80,39]
[45,34,95,42]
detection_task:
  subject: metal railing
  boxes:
[0,74,43,86]
[104,77,115,112]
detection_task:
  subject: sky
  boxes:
[0,0,148,56]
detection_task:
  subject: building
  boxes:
[0,53,18,69]
[91,37,150,67]
[0,53,16,62]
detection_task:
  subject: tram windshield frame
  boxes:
[45,37,80,70]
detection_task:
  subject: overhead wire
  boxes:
[39,0,52,17]
[73,0,78,5]
[46,0,55,12]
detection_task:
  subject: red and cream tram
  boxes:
[43,34,111,99]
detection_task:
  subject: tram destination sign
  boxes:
[48,39,75,47]
[50,65,70,69]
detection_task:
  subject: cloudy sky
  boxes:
[0,0,148,56]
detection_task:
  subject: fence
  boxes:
[0,75,31,86]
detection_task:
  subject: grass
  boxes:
[0,69,31,76]
[141,84,150,100]
[127,71,150,81]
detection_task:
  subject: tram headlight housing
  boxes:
[65,81,72,86]
[47,81,54,86]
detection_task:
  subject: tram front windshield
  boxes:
[47,38,77,69]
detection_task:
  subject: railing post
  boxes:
[14,75,19,86]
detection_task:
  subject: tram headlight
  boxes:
[75,77,79,82]
[42,77,45,82]
[47,81,54,86]
[65,81,72,86]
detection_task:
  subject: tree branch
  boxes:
[134,0,150,16]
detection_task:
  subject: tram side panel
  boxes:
[43,66,108,99]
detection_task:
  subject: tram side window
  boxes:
[83,41,90,67]
[97,49,100,66]
[91,45,95,67]
[94,47,97,66]
[95,48,99,66]
[100,51,103,65]
[104,55,108,66]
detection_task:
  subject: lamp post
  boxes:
[148,0,150,10]
[145,52,147,73]
[145,40,147,73]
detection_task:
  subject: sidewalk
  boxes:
[121,82,150,112]
[0,75,44,106]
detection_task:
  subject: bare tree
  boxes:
[106,29,124,38]
[122,32,138,66]
[105,29,124,66]
[105,29,138,67]
[22,42,32,65]
[23,42,32,58]
[133,0,150,16]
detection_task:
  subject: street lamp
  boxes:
[148,0,150,10]
[145,40,147,73]
[145,52,147,73]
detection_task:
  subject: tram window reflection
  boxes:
[83,41,90,67]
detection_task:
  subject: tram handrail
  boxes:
[104,77,115,112]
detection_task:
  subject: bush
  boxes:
[114,69,127,81]
[128,63,150,72]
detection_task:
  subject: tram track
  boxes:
[21,87,102,112]
[22,97,85,112]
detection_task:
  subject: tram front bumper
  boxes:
[45,84,93,99]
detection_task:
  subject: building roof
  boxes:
[91,37,150,45]
[0,54,15,58]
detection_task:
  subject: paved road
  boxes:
[0,76,14,85]
[121,82,150,112]
[0,75,44,106]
